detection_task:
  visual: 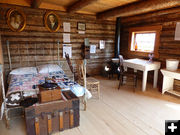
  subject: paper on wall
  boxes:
[175,22,180,40]
[63,33,71,43]
[63,44,72,58]
[78,31,85,34]
[99,40,105,49]
[90,45,96,53]
[63,22,71,32]
[84,38,89,46]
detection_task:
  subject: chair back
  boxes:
[118,55,124,73]
[75,60,86,86]
[65,53,74,74]
[119,55,124,66]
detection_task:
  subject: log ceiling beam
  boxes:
[97,0,180,19]
[67,0,97,13]
[31,0,43,8]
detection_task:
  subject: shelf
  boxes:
[166,90,180,97]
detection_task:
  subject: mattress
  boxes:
[6,71,92,106]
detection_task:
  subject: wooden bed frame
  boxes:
[0,40,87,128]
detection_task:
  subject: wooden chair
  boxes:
[65,54,88,110]
[118,55,137,91]
[76,60,100,99]
[65,53,75,77]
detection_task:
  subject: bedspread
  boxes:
[6,71,92,106]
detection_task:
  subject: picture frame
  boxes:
[44,11,61,32]
[77,22,86,31]
[7,8,26,32]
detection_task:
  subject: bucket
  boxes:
[166,59,179,71]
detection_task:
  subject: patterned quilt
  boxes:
[6,71,91,106]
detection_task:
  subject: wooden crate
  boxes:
[25,90,79,135]
[39,85,62,103]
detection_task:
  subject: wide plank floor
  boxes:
[0,76,180,135]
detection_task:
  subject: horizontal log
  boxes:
[0,3,116,76]
[67,0,97,13]
[122,7,180,23]
[97,0,180,19]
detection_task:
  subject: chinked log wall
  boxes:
[120,7,180,90]
[0,3,115,76]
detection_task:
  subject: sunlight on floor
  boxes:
[165,103,180,111]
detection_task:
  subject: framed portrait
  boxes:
[7,8,26,32]
[77,22,86,31]
[44,11,60,32]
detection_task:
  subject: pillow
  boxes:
[10,67,37,75]
[37,64,64,74]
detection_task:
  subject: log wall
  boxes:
[0,3,115,76]
[120,7,180,90]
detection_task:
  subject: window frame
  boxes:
[128,25,162,58]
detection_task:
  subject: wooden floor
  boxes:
[0,76,180,135]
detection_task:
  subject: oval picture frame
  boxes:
[44,11,60,32]
[7,8,26,32]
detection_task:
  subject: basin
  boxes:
[166,59,179,71]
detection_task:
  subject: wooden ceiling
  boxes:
[1,0,180,20]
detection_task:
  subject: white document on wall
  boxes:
[63,44,72,58]
[63,33,71,43]
[78,31,85,34]
[90,45,96,53]
[63,22,71,32]
[175,22,180,40]
[99,40,105,49]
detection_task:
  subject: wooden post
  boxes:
[57,40,60,65]
[0,36,3,65]
[7,40,12,70]
[83,59,87,111]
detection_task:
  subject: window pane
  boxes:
[133,33,156,52]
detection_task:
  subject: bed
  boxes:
[1,64,92,128]
[6,69,91,106]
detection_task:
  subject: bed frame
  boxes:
[0,40,87,128]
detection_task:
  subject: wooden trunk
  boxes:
[39,85,62,103]
[25,90,79,135]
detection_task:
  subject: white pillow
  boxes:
[10,67,37,75]
[37,64,63,74]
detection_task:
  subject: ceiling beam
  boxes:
[97,0,180,19]
[31,0,43,8]
[67,0,97,13]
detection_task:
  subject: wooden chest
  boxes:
[39,85,62,103]
[25,90,79,135]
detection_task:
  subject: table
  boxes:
[161,69,180,95]
[123,58,161,91]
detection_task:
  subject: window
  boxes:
[131,32,156,52]
[129,25,162,58]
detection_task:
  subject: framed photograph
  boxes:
[77,22,86,31]
[7,8,26,32]
[44,11,60,32]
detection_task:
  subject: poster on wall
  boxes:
[78,31,85,34]
[63,33,71,43]
[90,45,96,53]
[63,22,71,32]
[175,22,180,40]
[99,40,105,49]
[84,38,89,46]
[63,44,72,58]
